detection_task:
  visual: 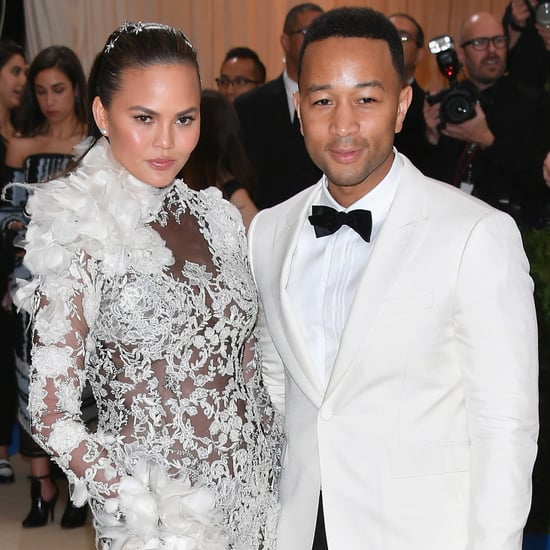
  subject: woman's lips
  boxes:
[148,158,175,169]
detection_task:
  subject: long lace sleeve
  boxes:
[242,328,284,455]
[28,251,122,508]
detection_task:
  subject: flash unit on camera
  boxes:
[428,35,454,55]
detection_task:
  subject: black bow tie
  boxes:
[308,205,372,242]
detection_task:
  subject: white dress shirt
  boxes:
[287,153,403,387]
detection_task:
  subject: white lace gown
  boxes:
[17,138,282,549]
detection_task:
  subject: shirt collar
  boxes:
[283,70,299,122]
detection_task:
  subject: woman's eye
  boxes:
[177,115,195,125]
[135,115,152,123]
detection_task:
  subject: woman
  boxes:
[0,39,26,485]
[16,22,282,549]
[5,45,91,529]
[181,89,258,229]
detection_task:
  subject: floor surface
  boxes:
[0,453,95,549]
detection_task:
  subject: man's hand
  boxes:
[440,103,494,148]
[536,23,550,49]
[511,0,537,28]
[542,150,550,188]
[508,0,537,48]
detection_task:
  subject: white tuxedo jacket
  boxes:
[248,155,539,550]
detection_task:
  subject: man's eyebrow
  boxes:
[304,80,385,95]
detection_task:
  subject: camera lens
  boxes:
[441,89,476,124]
[536,2,550,27]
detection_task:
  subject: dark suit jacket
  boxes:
[424,75,550,229]
[394,79,432,174]
[234,74,321,209]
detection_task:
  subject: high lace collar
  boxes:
[16,137,176,310]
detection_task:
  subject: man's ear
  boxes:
[415,46,425,68]
[293,90,303,135]
[92,96,109,135]
[457,46,465,69]
[280,33,290,58]
[395,84,413,133]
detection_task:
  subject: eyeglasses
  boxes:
[398,30,418,45]
[216,76,261,88]
[287,28,308,36]
[460,35,509,51]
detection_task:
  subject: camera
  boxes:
[426,35,478,128]
[510,1,550,28]
[535,1,550,26]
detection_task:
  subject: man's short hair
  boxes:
[298,7,405,84]
[388,13,425,49]
[283,3,324,34]
[222,46,266,83]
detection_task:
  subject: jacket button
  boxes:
[320,408,333,421]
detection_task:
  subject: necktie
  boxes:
[308,205,372,242]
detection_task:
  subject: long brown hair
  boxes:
[181,89,256,199]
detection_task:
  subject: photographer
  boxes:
[503,0,550,93]
[424,11,549,230]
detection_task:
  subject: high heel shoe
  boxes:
[22,474,59,528]
[60,498,88,529]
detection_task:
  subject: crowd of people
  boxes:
[0,2,547,549]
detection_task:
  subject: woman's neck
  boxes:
[45,114,84,140]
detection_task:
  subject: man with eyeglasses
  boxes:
[389,13,432,173]
[423,11,549,230]
[216,47,266,103]
[235,3,323,209]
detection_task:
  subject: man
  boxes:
[235,3,323,208]
[423,11,549,229]
[248,7,538,550]
[215,46,266,103]
[502,0,550,92]
[389,13,431,172]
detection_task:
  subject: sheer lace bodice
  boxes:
[18,138,282,549]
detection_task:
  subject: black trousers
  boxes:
[312,493,328,550]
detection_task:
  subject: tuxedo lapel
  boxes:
[271,184,326,402]
[325,161,429,396]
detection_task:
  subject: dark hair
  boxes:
[283,3,324,33]
[0,40,26,131]
[18,46,87,137]
[181,89,256,199]
[388,13,425,48]
[0,40,24,70]
[222,47,266,83]
[298,7,405,85]
[87,21,200,139]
